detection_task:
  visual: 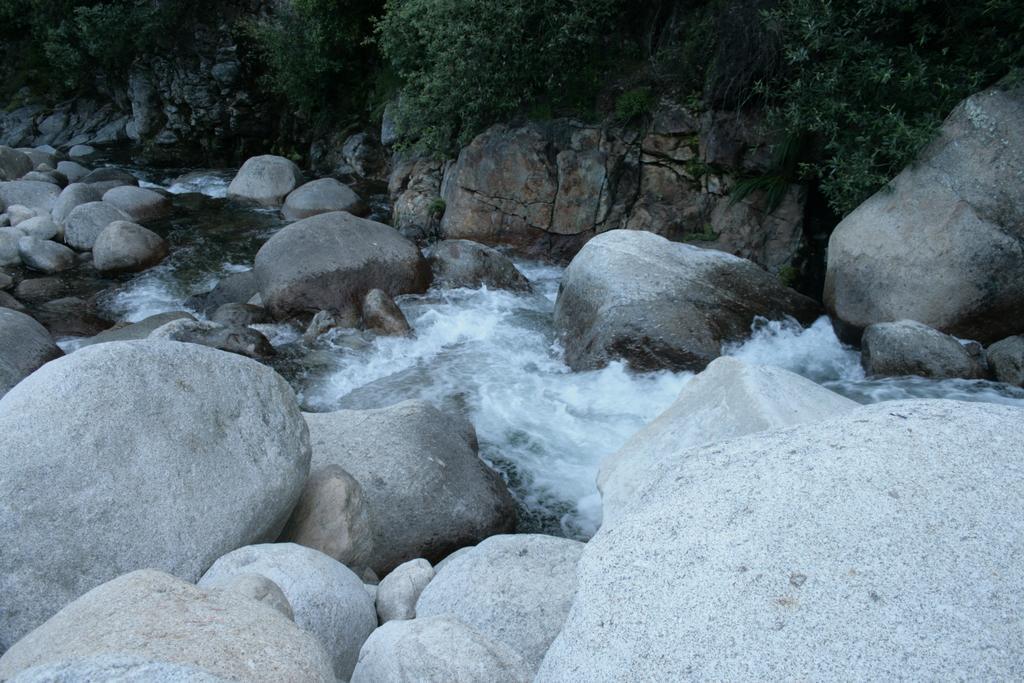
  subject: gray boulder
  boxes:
[16,215,59,240]
[0,181,60,213]
[79,167,138,188]
[199,543,378,680]
[376,558,434,623]
[599,356,857,524]
[92,220,169,273]
[17,236,76,274]
[554,229,819,371]
[13,147,57,169]
[362,288,412,336]
[987,335,1024,386]
[68,144,96,159]
[0,290,24,311]
[0,228,22,266]
[0,308,61,397]
[537,400,1024,681]
[202,573,294,620]
[825,84,1024,344]
[0,146,32,181]
[31,296,113,338]
[0,340,311,648]
[227,155,303,207]
[21,170,64,187]
[5,205,36,226]
[861,319,985,379]
[280,464,376,570]
[77,311,194,347]
[304,400,516,574]
[417,534,584,673]
[429,239,531,291]
[0,570,334,682]
[254,211,431,321]
[51,183,103,224]
[351,616,532,683]
[211,302,269,326]
[64,201,132,250]
[282,178,367,220]
[102,185,172,222]
[56,160,90,183]
[149,318,275,359]
[9,655,233,683]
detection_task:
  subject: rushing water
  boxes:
[74,170,1024,539]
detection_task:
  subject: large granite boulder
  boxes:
[303,400,517,574]
[199,543,378,680]
[102,185,172,222]
[0,146,32,181]
[76,312,194,347]
[860,319,986,379]
[17,236,76,274]
[375,558,435,623]
[0,570,335,682]
[51,182,102,224]
[824,83,1024,344]
[417,534,584,674]
[351,615,532,683]
[599,356,857,523]
[282,178,366,220]
[92,220,169,273]
[0,308,61,398]
[554,229,820,371]
[64,200,132,250]
[0,341,311,648]
[0,180,60,213]
[254,211,431,321]
[428,239,531,291]
[986,335,1024,387]
[227,155,303,207]
[538,400,1024,680]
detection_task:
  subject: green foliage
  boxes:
[375,0,621,154]
[760,0,1024,216]
[729,132,803,213]
[242,0,382,122]
[614,87,654,122]
[427,197,446,220]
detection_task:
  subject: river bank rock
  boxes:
[0,308,61,397]
[0,180,60,213]
[417,534,584,674]
[0,146,32,181]
[376,558,435,623]
[187,269,259,313]
[17,236,75,273]
[0,570,335,682]
[17,215,60,240]
[64,200,132,250]
[351,616,533,683]
[987,335,1024,386]
[92,220,169,273]
[254,211,431,322]
[824,83,1024,344]
[102,185,172,222]
[303,400,517,574]
[77,311,194,347]
[362,288,412,336]
[554,229,819,371]
[282,177,366,220]
[599,356,857,523]
[860,320,985,379]
[149,318,275,359]
[0,341,311,648]
[227,155,303,207]
[538,400,1024,680]
[211,302,269,326]
[199,543,377,680]
[31,296,114,338]
[56,160,89,183]
[429,239,531,291]
[51,183,102,224]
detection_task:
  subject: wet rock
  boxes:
[282,178,366,220]
[14,147,58,169]
[554,229,820,371]
[538,400,1024,681]
[0,341,311,648]
[12,276,63,303]
[78,311,195,347]
[351,615,532,683]
[376,558,434,623]
[0,290,24,312]
[0,307,62,397]
[389,155,445,241]
[304,400,517,574]
[17,236,76,274]
[32,296,113,337]
[92,220,169,274]
[254,211,431,321]
[56,160,90,183]
[187,269,258,313]
[211,302,269,327]
[102,185,172,222]
[149,318,275,359]
[303,309,343,342]
[861,320,986,379]
[417,534,584,674]
[825,84,1024,344]
[986,335,1024,386]
[0,570,334,682]
[429,239,531,291]
[64,201,132,250]
[280,464,376,570]
[80,167,138,190]
[227,155,303,207]
[52,183,103,224]
[0,180,61,213]
[0,271,12,289]
[199,543,377,680]
[0,146,32,180]
[362,288,412,336]
[599,356,857,524]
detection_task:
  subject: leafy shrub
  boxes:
[375,0,621,154]
[614,87,654,122]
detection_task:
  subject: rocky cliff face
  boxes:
[0,0,276,164]
[391,102,806,271]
